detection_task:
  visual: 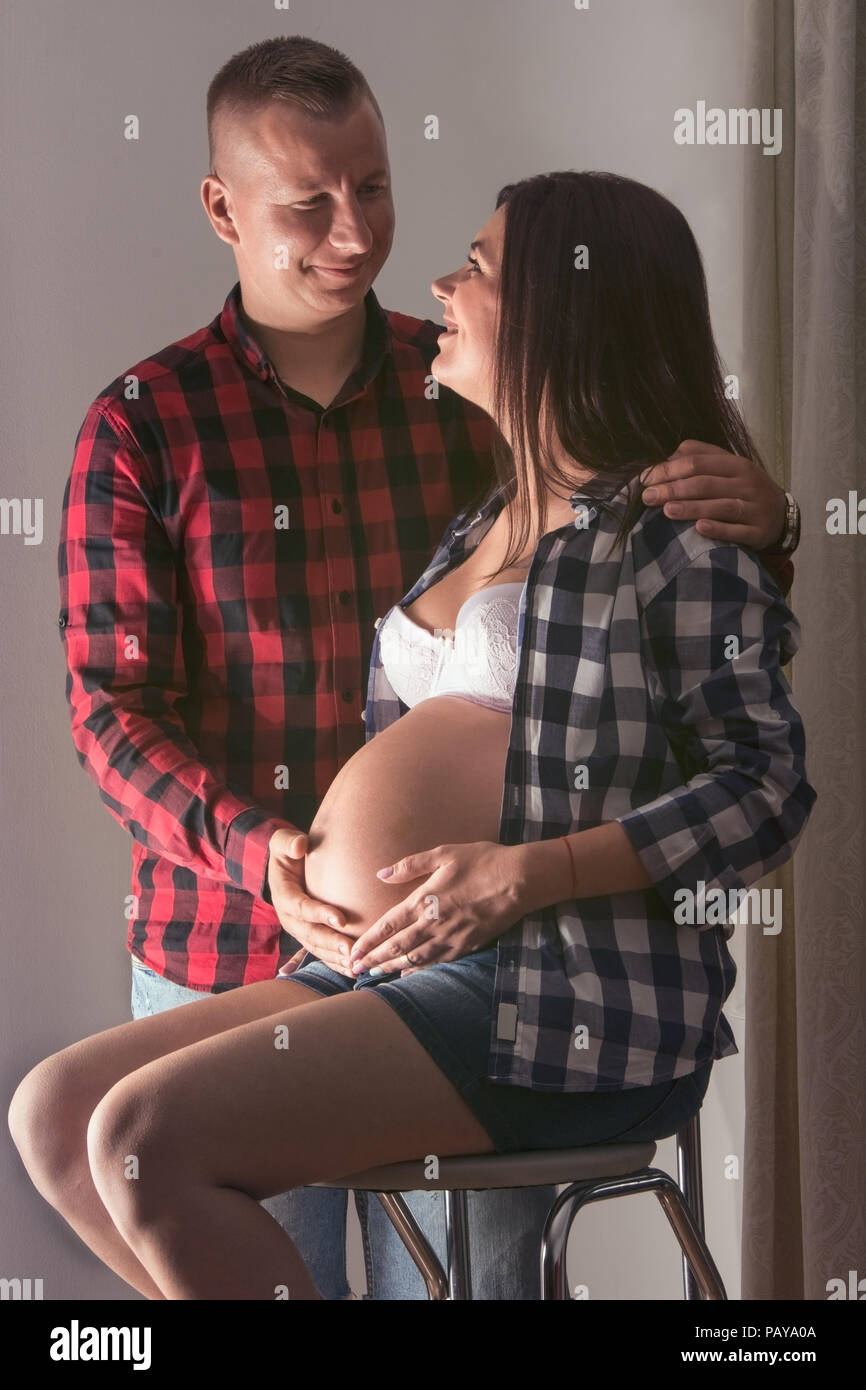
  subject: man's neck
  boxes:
[238,292,368,402]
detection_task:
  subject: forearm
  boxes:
[514,552,813,922]
[69,696,296,899]
[514,821,651,916]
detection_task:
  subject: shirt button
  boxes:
[338,590,351,606]
[58,615,67,628]
[331,498,343,514]
[342,689,354,703]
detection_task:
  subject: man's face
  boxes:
[203,97,395,326]
[429,204,505,415]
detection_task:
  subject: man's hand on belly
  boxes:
[268,828,360,978]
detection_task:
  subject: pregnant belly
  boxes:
[303,696,512,939]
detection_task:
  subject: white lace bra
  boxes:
[376,580,525,713]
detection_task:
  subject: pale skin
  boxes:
[9,100,789,1301]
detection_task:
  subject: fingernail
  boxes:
[369,966,385,978]
[642,487,657,502]
[351,960,363,974]
[666,502,682,516]
[339,943,348,956]
[376,866,393,879]
[329,915,340,926]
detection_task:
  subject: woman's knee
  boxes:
[8,1053,94,1193]
[86,1072,197,1224]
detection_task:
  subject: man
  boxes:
[59,34,799,1300]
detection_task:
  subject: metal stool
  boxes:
[315,1112,726,1300]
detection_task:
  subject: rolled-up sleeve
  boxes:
[617,544,816,916]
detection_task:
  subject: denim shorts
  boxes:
[284,946,713,1156]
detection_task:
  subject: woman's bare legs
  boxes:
[82,985,494,1299]
[10,976,495,1299]
[8,978,339,1299]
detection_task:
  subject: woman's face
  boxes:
[430,204,505,416]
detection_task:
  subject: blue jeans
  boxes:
[129,956,557,1299]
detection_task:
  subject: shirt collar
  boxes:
[218,280,391,396]
[451,477,636,539]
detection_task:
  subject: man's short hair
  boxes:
[206,34,383,174]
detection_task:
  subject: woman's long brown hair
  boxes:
[462,170,765,577]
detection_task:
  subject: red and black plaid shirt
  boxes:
[59,283,494,990]
[59,281,793,993]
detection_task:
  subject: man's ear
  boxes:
[200,175,240,246]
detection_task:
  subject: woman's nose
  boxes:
[430,273,454,305]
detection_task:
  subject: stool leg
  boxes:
[676,1116,705,1300]
[444,1189,473,1300]
[373,1192,449,1300]
[652,1174,727,1300]
[540,1183,589,1299]
[541,1170,727,1301]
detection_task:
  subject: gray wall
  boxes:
[1,0,752,1299]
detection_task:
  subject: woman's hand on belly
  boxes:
[347,840,532,977]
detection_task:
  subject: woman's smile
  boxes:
[429,206,504,413]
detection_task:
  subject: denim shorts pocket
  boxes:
[131,956,159,978]
[602,1066,710,1145]
[601,1082,680,1144]
[130,960,153,1019]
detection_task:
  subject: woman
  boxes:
[9,171,815,1300]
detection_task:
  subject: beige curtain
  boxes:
[741,0,865,1299]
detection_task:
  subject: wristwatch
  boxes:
[776,492,801,553]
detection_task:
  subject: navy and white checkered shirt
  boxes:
[363,479,816,1092]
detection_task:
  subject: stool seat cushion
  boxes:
[313,1141,657,1191]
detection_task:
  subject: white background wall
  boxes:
[1,0,755,1299]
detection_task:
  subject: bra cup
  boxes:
[441,595,518,700]
[378,583,523,712]
[377,622,441,707]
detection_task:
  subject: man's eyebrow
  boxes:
[278,167,390,194]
